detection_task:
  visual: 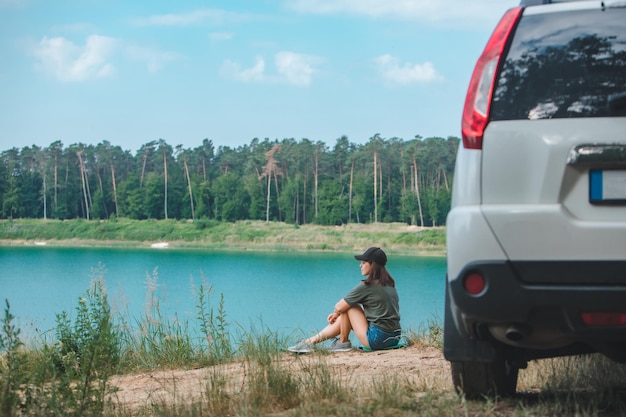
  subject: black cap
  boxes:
[354,247,387,266]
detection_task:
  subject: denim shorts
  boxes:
[366,324,402,350]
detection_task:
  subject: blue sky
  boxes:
[0,0,519,153]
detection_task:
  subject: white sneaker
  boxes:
[287,340,314,354]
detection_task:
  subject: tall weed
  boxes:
[115,269,233,371]
[517,354,626,415]
[203,368,233,416]
[193,277,232,364]
[299,360,349,404]
[0,300,27,417]
[239,326,301,412]
[118,268,197,370]
[406,315,443,349]
[370,374,419,412]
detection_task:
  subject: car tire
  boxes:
[450,358,518,398]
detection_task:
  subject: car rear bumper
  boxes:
[449,260,626,348]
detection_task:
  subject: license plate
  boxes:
[589,170,626,203]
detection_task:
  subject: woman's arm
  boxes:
[327,298,351,324]
[334,298,350,314]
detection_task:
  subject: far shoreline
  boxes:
[0,219,447,257]
[0,238,446,257]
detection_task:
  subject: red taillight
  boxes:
[581,312,626,327]
[461,7,523,150]
[464,273,486,295]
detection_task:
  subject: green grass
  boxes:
[0,218,447,256]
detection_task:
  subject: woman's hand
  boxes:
[327,311,340,324]
[328,299,350,324]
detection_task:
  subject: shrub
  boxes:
[46,267,120,416]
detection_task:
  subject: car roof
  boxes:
[520,0,592,6]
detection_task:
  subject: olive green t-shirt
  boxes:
[343,281,401,333]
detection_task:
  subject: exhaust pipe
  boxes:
[505,325,528,342]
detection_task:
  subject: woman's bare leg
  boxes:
[343,306,370,348]
[305,306,370,347]
[305,319,341,344]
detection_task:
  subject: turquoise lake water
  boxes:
[0,247,446,341]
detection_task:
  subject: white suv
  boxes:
[445,0,626,397]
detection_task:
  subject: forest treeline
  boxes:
[0,134,459,226]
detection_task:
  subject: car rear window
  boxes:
[490,8,626,120]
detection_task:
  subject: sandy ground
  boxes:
[108,343,451,411]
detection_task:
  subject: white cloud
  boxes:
[286,0,518,24]
[125,45,181,73]
[31,35,180,80]
[275,52,318,86]
[32,35,117,82]
[375,54,442,84]
[221,52,321,86]
[221,57,266,82]
[131,8,248,27]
